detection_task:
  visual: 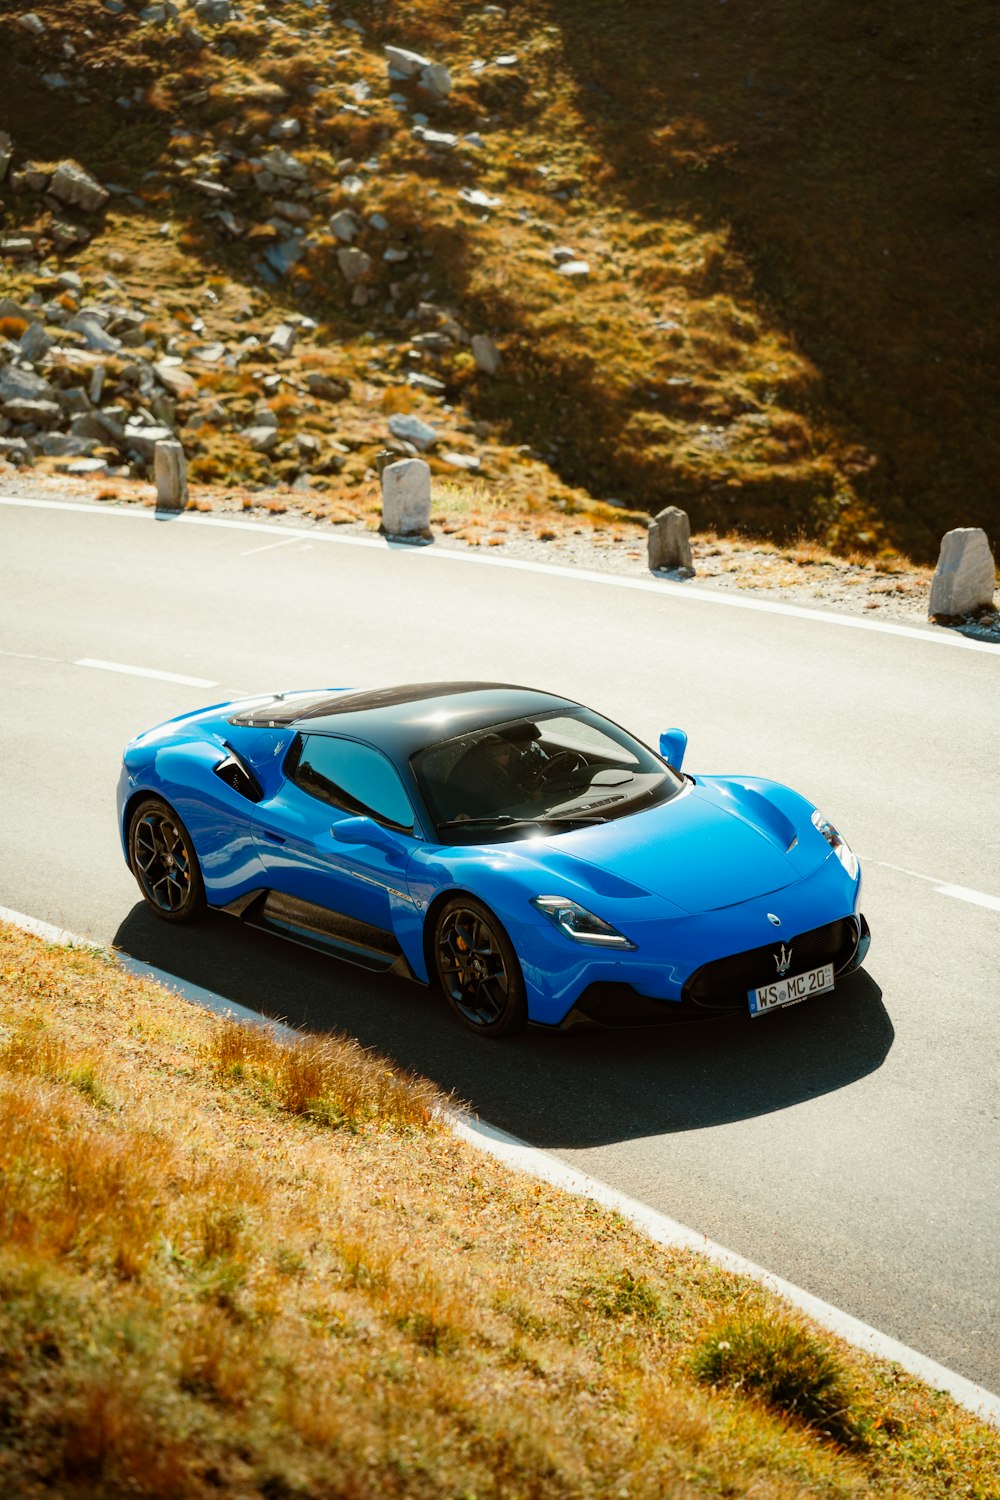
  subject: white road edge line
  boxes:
[74,657,219,688]
[865,859,1000,913]
[5,494,1000,656]
[1,900,998,1430]
[240,535,309,558]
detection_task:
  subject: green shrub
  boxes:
[691,1308,867,1448]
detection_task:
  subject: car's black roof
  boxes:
[233,682,580,759]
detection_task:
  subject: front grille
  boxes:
[683,917,859,1011]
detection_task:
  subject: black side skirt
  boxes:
[220,890,416,979]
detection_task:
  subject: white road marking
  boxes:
[1,899,998,1429]
[0,649,65,664]
[865,858,1000,913]
[5,495,1000,656]
[240,535,309,558]
[74,657,218,688]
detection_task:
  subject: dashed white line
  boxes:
[240,536,310,558]
[74,658,218,688]
[866,858,1000,913]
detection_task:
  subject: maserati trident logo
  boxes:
[767,912,781,927]
[774,944,794,977]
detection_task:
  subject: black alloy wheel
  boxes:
[433,897,528,1037]
[129,798,206,923]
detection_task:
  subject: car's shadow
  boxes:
[114,905,893,1150]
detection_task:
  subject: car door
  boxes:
[250,733,419,944]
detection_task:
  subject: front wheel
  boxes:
[128,798,206,923]
[433,897,528,1038]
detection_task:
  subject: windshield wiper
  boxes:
[436,812,608,833]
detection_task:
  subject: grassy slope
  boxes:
[1,1,997,563]
[2,921,1000,1498]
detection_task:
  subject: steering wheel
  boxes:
[536,750,586,784]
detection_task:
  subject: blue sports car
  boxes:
[117,681,870,1037]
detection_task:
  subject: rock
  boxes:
[269,117,301,140]
[0,132,12,182]
[381,457,431,535]
[89,365,107,403]
[267,323,297,357]
[385,45,431,79]
[648,506,693,573]
[264,238,302,276]
[412,125,458,150]
[260,147,308,182]
[122,423,175,457]
[194,0,231,21]
[153,360,195,397]
[191,177,233,200]
[471,334,501,375]
[368,211,389,232]
[39,433,95,457]
[2,398,62,426]
[458,187,502,210]
[0,297,33,322]
[18,12,45,35]
[337,246,372,283]
[154,439,187,509]
[556,260,590,278]
[383,246,409,263]
[305,371,349,402]
[406,371,446,394]
[0,438,33,465]
[441,450,481,471]
[19,323,53,362]
[329,208,362,242]
[387,412,437,451]
[0,236,37,258]
[0,366,54,403]
[928,528,996,617]
[243,424,280,452]
[51,219,93,251]
[48,162,110,214]
[65,457,110,476]
[251,405,279,429]
[272,198,311,223]
[551,246,578,264]
[419,62,452,99]
[67,315,122,353]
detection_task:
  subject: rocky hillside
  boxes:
[1,0,997,561]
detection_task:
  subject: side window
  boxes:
[288,735,414,831]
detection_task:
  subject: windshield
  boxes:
[412,707,683,843]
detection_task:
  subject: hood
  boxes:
[544,782,805,914]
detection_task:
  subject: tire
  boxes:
[128,797,206,923]
[433,896,528,1038]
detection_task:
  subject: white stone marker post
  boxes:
[380,457,432,538]
[154,439,187,511]
[647,505,694,573]
[928,527,996,618]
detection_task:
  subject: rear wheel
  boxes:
[433,897,527,1038]
[128,798,206,923]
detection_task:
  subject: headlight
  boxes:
[811,811,859,879]
[531,895,637,948]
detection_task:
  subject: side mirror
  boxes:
[659,728,688,770]
[331,815,403,852]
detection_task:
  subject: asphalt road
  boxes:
[3,494,998,1392]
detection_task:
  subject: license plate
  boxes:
[749,963,834,1017]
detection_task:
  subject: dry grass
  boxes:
[0,920,998,1498]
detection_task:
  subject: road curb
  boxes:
[2,902,998,1430]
